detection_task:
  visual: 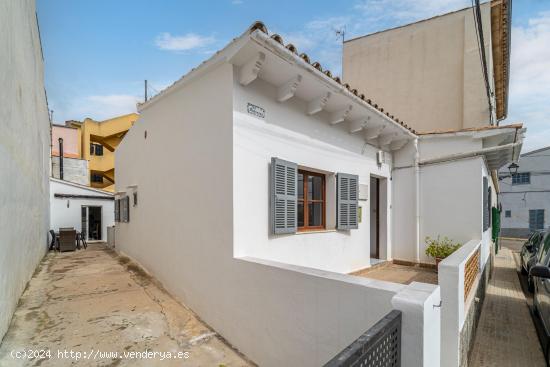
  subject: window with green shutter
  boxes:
[337,173,359,230]
[483,177,489,231]
[271,157,298,234]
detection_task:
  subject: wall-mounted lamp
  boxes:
[508,162,519,177]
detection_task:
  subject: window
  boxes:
[505,210,511,218]
[114,199,120,222]
[91,173,103,183]
[270,157,359,235]
[483,177,490,231]
[133,192,138,207]
[90,143,104,156]
[530,209,545,232]
[512,172,530,185]
[120,196,130,223]
[298,170,325,231]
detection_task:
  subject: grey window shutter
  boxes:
[120,196,129,223]
[125,196,130,222]
[337,173,359,230]
[115,199,120,222]
[483,177,489,231]
[271,157,298,234]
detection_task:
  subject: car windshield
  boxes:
[533,232,544,247]
[537,232,550,265]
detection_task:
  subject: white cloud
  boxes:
[155,32,216,52]
[508,11,550,152]
[51,94,140,123]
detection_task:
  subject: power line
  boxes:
[471,0,494,125]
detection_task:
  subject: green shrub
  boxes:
[425,236,461,259]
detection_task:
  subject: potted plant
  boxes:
[425,236,461,269]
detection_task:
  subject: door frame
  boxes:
[81,205,102,241]
[370,176,380,259]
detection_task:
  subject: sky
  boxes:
[37,0,550,152]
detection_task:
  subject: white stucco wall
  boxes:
[51,156,89,186]
[49,179,114,241]
[115,62,441,367]
[233,76,392,273]
[419,157,484,263]
[392,130,496,265]
[0,0,50,340]
[392,140,419,261]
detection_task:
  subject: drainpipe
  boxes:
[58,137,64,180]
[414,138,421,263]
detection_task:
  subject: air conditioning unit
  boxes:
[377,150,385,166]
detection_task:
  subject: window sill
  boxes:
[296,229,337,235]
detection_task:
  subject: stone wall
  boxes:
[51,156,89,186]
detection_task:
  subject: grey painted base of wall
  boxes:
[501,228,532,239]
[459,253,492,367]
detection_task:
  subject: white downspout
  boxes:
[414,138,421,263]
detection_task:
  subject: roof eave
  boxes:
[491,0,511,121]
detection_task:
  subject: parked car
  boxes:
[530,236,550,366]
[522,231,547,291]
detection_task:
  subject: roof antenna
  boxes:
[334,26,346,79]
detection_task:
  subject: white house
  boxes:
[499,146,550,238]
[50,178,114,242]
[113,22,523,367]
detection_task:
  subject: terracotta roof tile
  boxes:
[246,21,415,135]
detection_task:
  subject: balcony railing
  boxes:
[324,310,401,367]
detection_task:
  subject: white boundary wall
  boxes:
[0,0,50,340]
[439,239,488,367]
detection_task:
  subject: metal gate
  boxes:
[323,310,401,367]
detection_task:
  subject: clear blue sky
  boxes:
[37,0,550,152]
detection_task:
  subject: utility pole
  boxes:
[335,27,346,78]
[144,80,148,102]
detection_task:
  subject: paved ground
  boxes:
[353,262,438,285]
[468,238,545,367]
[0,244,252,367]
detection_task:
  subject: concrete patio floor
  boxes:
[353,261,438,285]
[0,243,253,367]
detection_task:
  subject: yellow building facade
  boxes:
[66,113,138,191]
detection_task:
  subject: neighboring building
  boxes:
[499,146,550,238]
[51,124,88,185]
[66,113,138,191]
[0,0,50,340]
[343,0,510,133]
[50,178,114,242]
[113,22,522,367]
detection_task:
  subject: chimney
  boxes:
[58,137,64,180]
